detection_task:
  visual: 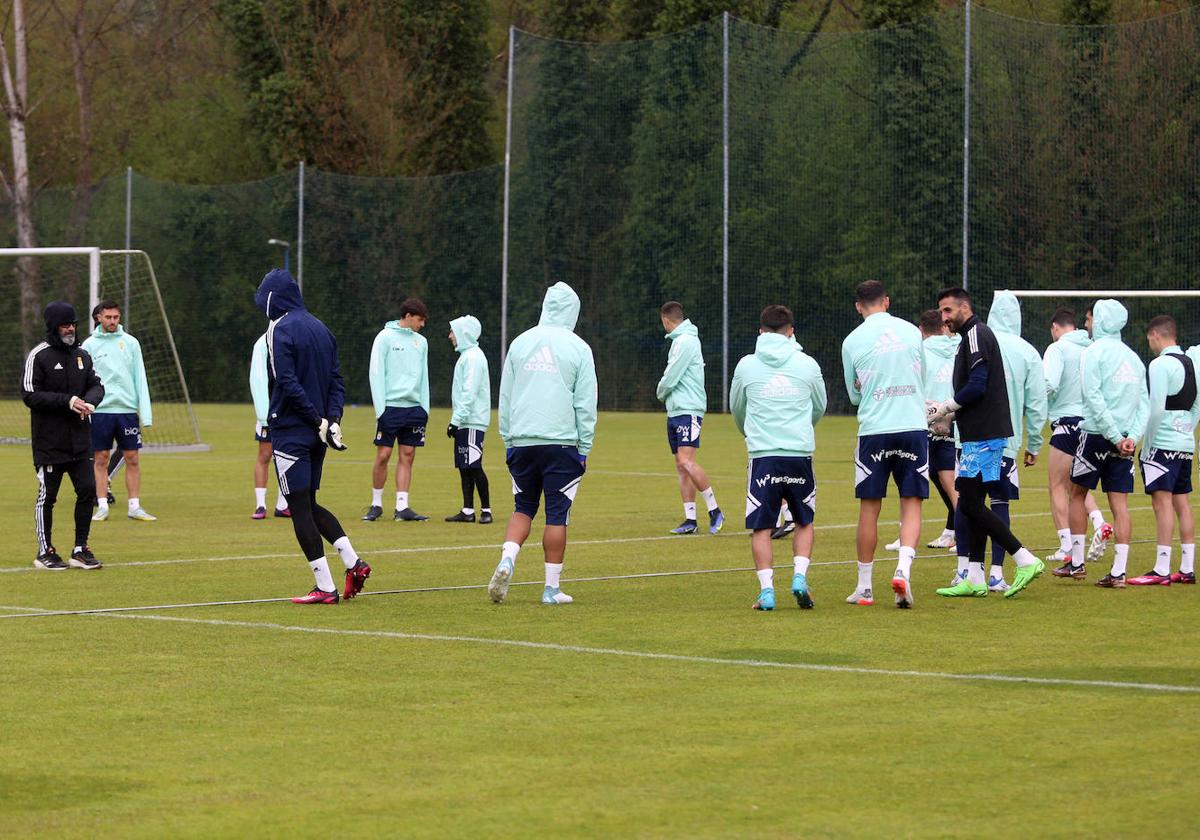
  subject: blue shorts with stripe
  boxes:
[854,431,929,500]
[666,414,703,453]
[454,428,485,469]
[507,445,585,526]
[1140,448,1193,495]
[745,456,815,532]
[272,439,326,495]
[1071,431,1135,494]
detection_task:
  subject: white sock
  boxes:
[462,507,475,515]
[700,486,718,512]
[1013,547,1037,569]
[756,568,774,590]
[371,487,383,508]
[333,536,359,569]
[1089,508,1106,530]
[396,491,409,511]
[793,555,809,576]
[73,545,83,555]
[545,562,562,589]
[896,546,915,577]
[967,561,985,586]
[1071,534,1085,566]
[309,556,335,591]
[254,487,267,508]
[275,490,288,511]
[683,501,697,521]
[482,507,492,514]
[956,556,969,575]
[856,561,873,591]
[501,540,521,566]
[1111,544,1129,577]
[782,507,794,524]
[1181,544,1195,575]
[128,497,140,513]
[1154,545,1172,576]
[1057,528,1071,553]
[97,498,109,512]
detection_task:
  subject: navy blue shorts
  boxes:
[508,445,585,526]
[272,438,326,495]
[454,428,485,469]
[854,431,929,500]
[988,456,1020,502]
[1141,448,1193,495]
[1049,416,1084,456]
[374,406,427,448]
[1071,432,1135,494]
[745,456,815,532]
[666,414,703,453]
[929,435,956,473]
[255,422,270,443]
[91,412,141,452]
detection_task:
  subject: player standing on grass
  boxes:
[656,301,723,536]
[840,280,926,608]
[22,301,104,570]
[931,287,1044,599]
[488,282,597,606]
[1043,308,1108,570]
[731,305,826,611]
[254,269,369,604]
[82,301,156,522]
[89,303,122,508]
[365,298,430,522]
[1128,316,1198,586]
[249,332,290,520]
[1056,299,1148,588]
[444,315,493,524]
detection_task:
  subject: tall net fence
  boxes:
[1,7,1197,415]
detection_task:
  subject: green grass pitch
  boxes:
[1,405,1197,837]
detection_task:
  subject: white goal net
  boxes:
[2,247,205,450]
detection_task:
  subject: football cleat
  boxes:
[69,545,102,570]
[362,505,383,521]
[444,511,476,523]
[541,586,573,605]
[479,510,493,525]
[33,549,68,571]
[91,506,109,522]
[1052,561,1086,579]
[128,508,157,522]
[251,506,267,520]
[845,587,874,606]
[709,508,725,535]
[1086,523,1114,564]
[1004,559,1045,598]
[274,507,291,518]
[488,557,514,604]
[771,521,795,540]
[1095,573,1126,589]
[753,587,775,611]
[884,538,901,551]
[937,579,987,598]
[792,574,814,609]
[891,573,913,609]
[987,575,1010,593]
[927,531,957,550]
[343,559,371,600]
[395,507,429,522]
[1045,548,1068,563]
[1170,571,1195,584]
[670,519,698,535]
[948,568,968,587]
[292,587,340,604]
[1128,571,1171,586]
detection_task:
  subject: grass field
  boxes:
[2,404,1197,838]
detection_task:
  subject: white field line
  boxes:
[6,606,1196,695]
[0,504,1145,576]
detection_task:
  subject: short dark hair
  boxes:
[937,286,972,306]
[1050,308,1076,328]
[399,298,428,319]
[760,304,793,333]
[855,280,886,305]
[660,300,684,321]
[919,309,943,335]
[96,299,120,313]
[1147,314,1178,338]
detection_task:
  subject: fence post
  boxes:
[501,25,515,366]
[297,160,305,291]
[721,11,731,413]
[961,0,972,290]
[124,166,132,328]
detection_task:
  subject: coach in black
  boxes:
[21,301,105,570]
[930,288,1044,599]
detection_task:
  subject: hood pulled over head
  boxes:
[255,268,305,320]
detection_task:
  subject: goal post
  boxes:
[1001,288,1200,354]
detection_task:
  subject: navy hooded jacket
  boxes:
[254,269,345,443]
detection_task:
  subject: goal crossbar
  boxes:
[1006,289,1200,298]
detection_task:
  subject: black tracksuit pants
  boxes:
[35,458,96,555]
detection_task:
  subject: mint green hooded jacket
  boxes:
[1144,344,1199,453]
[1080,299,1149,445]
[250,333,270,427]
[730,332,826,458]
[656,319,706,417]
[1043,327,1091,420]
[449,315,490,431]
[369,321,429,418]
[499,282,598,455]
[840,311,925,436]
[987,291,1047,457]
[81,325,152,424]
[922,333,959,404]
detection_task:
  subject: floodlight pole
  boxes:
[961,0,972,290]
[296,161,305,291]
[500,24,515,366]
[124,166,132,330]
[721,11,730,413]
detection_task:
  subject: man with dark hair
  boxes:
[366,297,430,522]
[1128,315,1198,585]
[22,301,105,569]
[255,268,368,603]
[731,305,826,610]
[840,280,927,608]
[89,303,122,508]
[656,300,723,535]
[931,287,1044,598]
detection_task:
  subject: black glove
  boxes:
[446,423,459,439]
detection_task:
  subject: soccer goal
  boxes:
[1004,289,1200,352]
[1,247,207,451]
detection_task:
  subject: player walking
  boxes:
[444,315,493,524]
[731,305,826,610]
[249,332,290,519]
[488,282,597,606]
[255,269,368,604]
[656,301,723,535]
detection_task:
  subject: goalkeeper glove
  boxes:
[319,418,347,451]
[447,423,459,439]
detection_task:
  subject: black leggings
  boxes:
[285,490,347,563]
[932,469,955,529]
[459,467,490,510]
[35,459,96,554]
[954,474,1022,563]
